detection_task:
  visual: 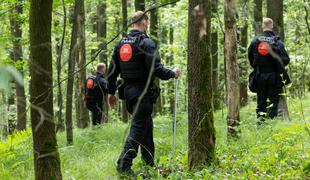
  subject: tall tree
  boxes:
[75,0,90,128]
[135,0,145,11]
[29,0,62,178]
[211,0,220,110]
[150,5,162,115]
[121,0,129,123]
[239,23,249,107]
[253,0,263,35]
[10,1,26,131]
[65,1,80,145]
[267,0,289,118]
[188,0,215,169]
[225,0,240,138]
[55,0,67,132]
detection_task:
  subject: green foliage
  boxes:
[0,65,24,93]
[1,95,309,179]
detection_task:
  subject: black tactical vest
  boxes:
[118,34,149,83]
[253,35,278,67]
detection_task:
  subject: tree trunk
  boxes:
[225,0,240,138]
[75,0,89,128]
[97,1,109,123]
[239,23,248,107]
[253,0,263,35]
[267,0,289,119]
[188,0,215,170]
[29,0,62,179]
[7,92,15,134]
[150,6,162,115]
[55,0,66,132]
[65,2,80,145]
[10,1,26,131]
[169,25,175,115]
[135,0,145,11]
[211,0,220,110]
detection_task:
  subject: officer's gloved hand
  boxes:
[172,67,181,79]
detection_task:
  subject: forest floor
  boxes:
[0,94,309,179]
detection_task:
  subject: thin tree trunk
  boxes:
[225,0,240,138]
[211,0,220,110]
[76,0,89,128]
[267,0,289,119]
[135,0,145,11]
[65,3,80,145]
[253,0,263,35]
[97,1,109,123]
[169,25,175,115]
[56,0,67,132]
[239,23,248,107]
[7,92,15,134]
[10,1,26,131]
[29,0,62,178]
[188,0,215,170]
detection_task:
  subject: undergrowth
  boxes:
[0,94,309,179]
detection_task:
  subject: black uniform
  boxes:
[248,31,290,119]
[107,30,175,172]
[85,72,108,126]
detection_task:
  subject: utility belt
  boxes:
[117,78,160,104]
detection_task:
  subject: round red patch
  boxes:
[258,42,270,56]
[120,44,132,62]
[86,79,94,89]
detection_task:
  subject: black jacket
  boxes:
[107,30,175,95]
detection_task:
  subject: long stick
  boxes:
[172,78,178,170]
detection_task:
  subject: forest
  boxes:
[0,0,309,179]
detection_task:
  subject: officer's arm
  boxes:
[143,39,175,80]
[99,78,109,92]
[277,40,290,66]
[107,46,120,95]
[248,41,255,68]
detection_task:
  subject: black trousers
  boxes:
[117,86,155,171]
[88,103,103,126]
[256,72,282,119]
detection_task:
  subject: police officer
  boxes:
[107,11,181,175]
[248,18,290,123]
[85,63,109,126]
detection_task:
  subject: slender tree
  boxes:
[75,0,90,128]
[10,1,26,131]
[97,1,109,123]
[29,0,62,178]
[55,0,67,132]
[253,0,263,35]
[135,0,145,11]
[211,0,220,110]
[225,0,240,138]
[239,23,249,107]
[188,0,215,169]
[267,0,289,118]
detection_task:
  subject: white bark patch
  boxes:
[192,5,207,40]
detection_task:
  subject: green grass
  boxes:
[0,94,309,179]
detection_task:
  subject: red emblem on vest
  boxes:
[86,79,94,89]
[120,44,132,62]
[258,42,270,56]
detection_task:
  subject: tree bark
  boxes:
[225,0,240,138]
[211,0,220,110]
[97,1,109,123]
[169,25,175,115]
[253,0,263,35]
[239,23,248,107]
[29,0,62,179]
[267,0,289,119]
[75,0,90,128]
[65,3,80,145]
[55,0,66,132]
[10,1,26,131]
[135,0,145,11]
[188,0,216,170]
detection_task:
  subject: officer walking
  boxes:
[85,63,109,126]
[107,11,180,176]
[248,18,290,123]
